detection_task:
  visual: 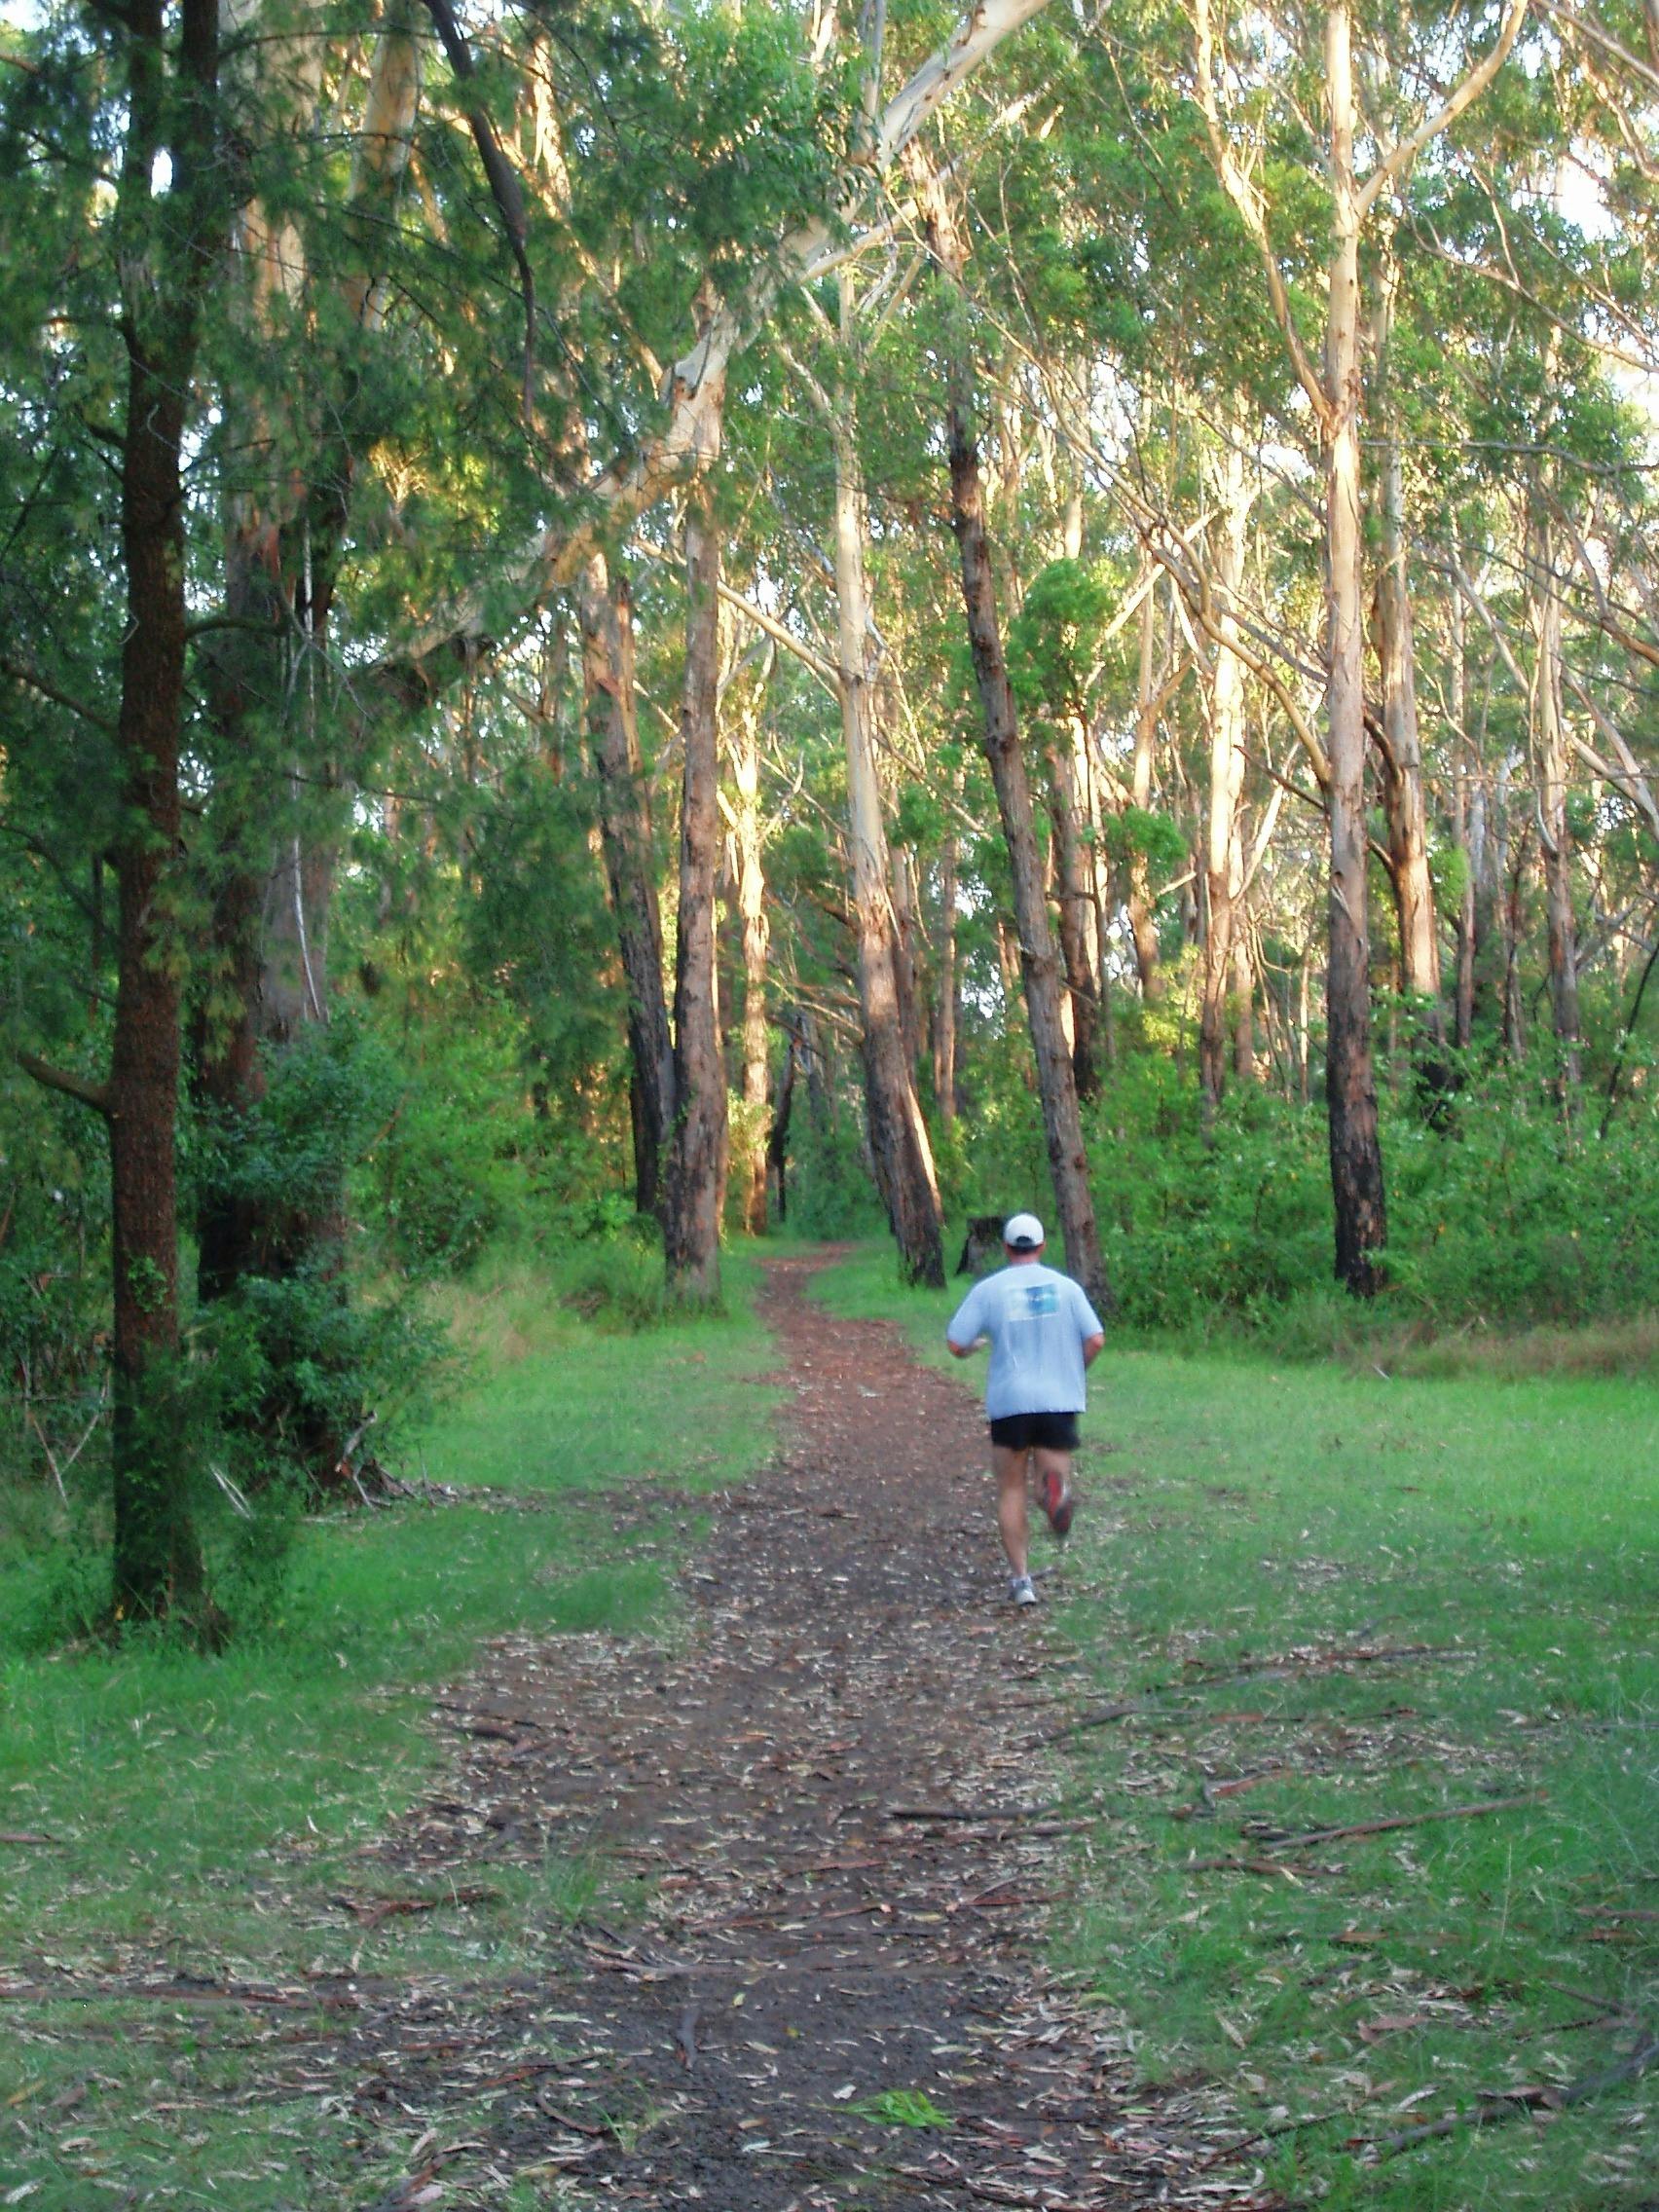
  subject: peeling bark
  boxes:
[582,556,675,1215]
[664,478,728,1303]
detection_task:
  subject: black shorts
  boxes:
[988,1411,1080,1452]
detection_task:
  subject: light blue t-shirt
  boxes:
[945,1262,1104,1419]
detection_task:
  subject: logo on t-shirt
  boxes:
[1022,1284,1058,1316]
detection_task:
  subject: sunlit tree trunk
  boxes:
[582,556,675,1215]
[1371,265,1442,1040]
[1449,587,1477,1052]
[832,399,945,1286]
[1529,509,1582,1088]
[664,477,728,1302]
[932,826,959,1125]
[1198,439,1253,1121]
[730,678,772,1235]
[1128,579,1163,999]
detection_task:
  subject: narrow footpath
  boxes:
[346,1257,1271,2210]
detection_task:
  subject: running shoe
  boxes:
[1009,1572,1038,1607]
[1042,1466,1074,1538]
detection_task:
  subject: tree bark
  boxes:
[730,677,772,1235]
[932,827,959,1125]
[1449,586,1477,1052]
[1322,0,1387,1296]
[108,0,222,1626]
[664,477,728,1302]
[924,177,1108,1309]
[1371,278,1447,1120]
[1128,580,1164,999]
[581,555,675,1214]
[1198,440,1253,1121]
[1045,725,1100,1098]
[1529,509,1582,1087]
[832,407,945,1286]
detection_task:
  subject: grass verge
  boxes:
[0,1242,783,2209]
[813,1239,1658,2212]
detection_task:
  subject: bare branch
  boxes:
[1356,0,1530,222]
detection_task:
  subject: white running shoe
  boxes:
[1009,1573,1038,1607]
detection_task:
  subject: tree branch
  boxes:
[18,1051,113,1120]
[0,654,116,734]
[1356,0,1530,222]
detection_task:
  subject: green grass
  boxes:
[814,1240,1659,2211]
[0,1242,783,2208]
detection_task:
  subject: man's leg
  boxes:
[993,1444,1032,1578]
[1033,1446,1074,1535]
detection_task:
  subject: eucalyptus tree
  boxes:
[1191,0,1527,1291]
[920,160,1109,1307]
[5,0,230,1625]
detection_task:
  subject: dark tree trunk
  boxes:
[926,179,1107,1309]
[664,480,727,1302]
[1322,12,1387,1296]
[109,0,221,1627]
[582,555,675,1215]
[1045,731,1099,1099]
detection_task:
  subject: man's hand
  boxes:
[1082,1331,1105,1367]
[947,1336,984,1359]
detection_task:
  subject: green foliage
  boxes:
[1006,557,1114,720]
[788,1110,887,1240]
[848,2088,953,2128]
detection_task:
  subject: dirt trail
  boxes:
[346,1257,1266,2209]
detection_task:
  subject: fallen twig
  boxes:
[1031,1701,1142,1747]
[887,1805,1060,1824]
[1187,1792,1543,1868]
[0,1830,59,1846]
[1372,2031,1659,2156]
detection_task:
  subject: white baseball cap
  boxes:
[1003,1212,1045,1250]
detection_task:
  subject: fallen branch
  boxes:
[1186,1792,1544,1870]
[1373,2032,1659,2157]
[887,1804,1061,1824]
[1032,1700,1142,1747]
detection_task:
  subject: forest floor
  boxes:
[4,1245,1654,2211]
[260,1253,1254,2210]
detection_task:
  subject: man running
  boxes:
[945,1213,1105,1607]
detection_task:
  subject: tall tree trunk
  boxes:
[1529,510,1582,1087]
[1045,726,1099,1098]
[730,679,771,1235]
[1450,587,1477,1053]
[109,0,221,1625]
[1371,269,1442,1039]
[582,556,675,1214]
[1127,580,1163,999]
[832,407,945,1286]
[1322,0,1387,1296]
[1198,440,1253,1121]
[664,478,727,1302]
[924,177,1108,1309]
[932,827,959,1125]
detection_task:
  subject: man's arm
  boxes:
[945,1284,984,1357]
[1082,1331,1105,1367]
